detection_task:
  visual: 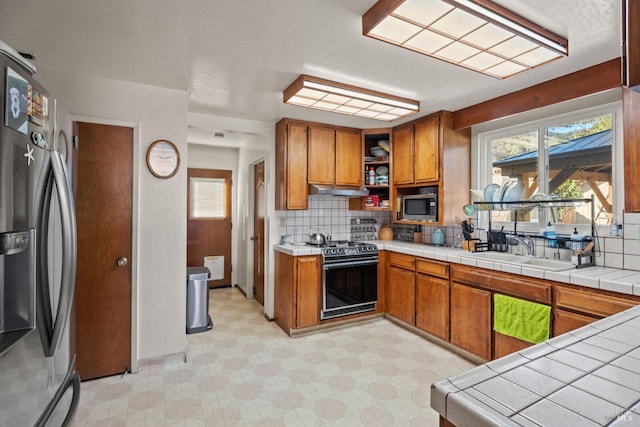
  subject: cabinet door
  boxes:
[392,125,414,185]
[274,251,295,334]
[415,273,449,340]
[308,127,335,185]
[287,124,309,209]
[335,130,362,186]
[450,282,491,360]
[553,308,598,336]
[414,117,439,183]
[493,332,532,359]
[624,87,640,213]
[295,256,321,329]
[386,265,415,325]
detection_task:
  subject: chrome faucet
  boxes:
[506,234,535,256]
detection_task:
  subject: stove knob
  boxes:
[330,249,337,255]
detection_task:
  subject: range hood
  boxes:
[308,184,369,197]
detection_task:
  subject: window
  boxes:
[477,102,622,233]
[189,177,227,219]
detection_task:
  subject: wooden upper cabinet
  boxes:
[392,124,414,185]
[392,116,439,186]
[275,119,308,210]
[414,116,439,183]
[335,130,362,187]
[308,126,335,185]
[624,87,640,213]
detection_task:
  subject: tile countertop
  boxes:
[274,240,640,296]
[431,306,640,426]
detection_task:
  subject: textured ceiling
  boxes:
[0,0,622,138]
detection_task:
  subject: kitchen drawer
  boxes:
[416,258,449,279]
[388,252,415,271]
[555,285,639,318]
[450,264,492,288]
[489,273,552,305]
[451,265,551,304]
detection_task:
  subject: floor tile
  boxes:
[71,287,475,426]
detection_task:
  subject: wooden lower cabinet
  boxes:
[450,282,492,360]
[274,251,321,334]
[415,273,449,340]
[386,265,416,325]
[553,284,640,336]
[493,332,532,359]
[553,308,599,336]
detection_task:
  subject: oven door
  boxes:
[321,258,378,320]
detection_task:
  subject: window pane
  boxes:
[490,130,538,223]
[545,114,613,226]
[190,177,226,219]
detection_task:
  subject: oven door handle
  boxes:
[323,258,379,269]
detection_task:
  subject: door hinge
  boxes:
[73,135,79,149]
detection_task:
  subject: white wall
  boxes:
[37,67,189,361]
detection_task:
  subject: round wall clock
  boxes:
[146,139,180,179]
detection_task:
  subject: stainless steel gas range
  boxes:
[315,241,379,320]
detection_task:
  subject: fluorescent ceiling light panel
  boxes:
[363,0,568,79]
[283,75,419,121]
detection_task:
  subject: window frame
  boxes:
[189,176,228,220]
[475,100,623,236]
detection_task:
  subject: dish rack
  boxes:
[471,196,597,268]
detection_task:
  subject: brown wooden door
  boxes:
[308,126,335,185]
[392,124,414,185]
[415,273,449,340]
[335,129,362,186]
[253,161,265,305]
[385,265,416,325]
[414,117,439,183]
[187,168,232,287]
[75,122,132,380]
[450,282,492,360]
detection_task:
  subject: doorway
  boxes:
[187,168,232,288]
[74,122,132,380]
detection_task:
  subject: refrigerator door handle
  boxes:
[34,150,77,357]
[35,150,55,355]
[35,356,81,427]
[48,151,77,357]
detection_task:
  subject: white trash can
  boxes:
[186,267,213,334]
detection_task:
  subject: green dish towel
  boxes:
[493,294,551,344]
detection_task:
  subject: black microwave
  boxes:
[402,193,438,222]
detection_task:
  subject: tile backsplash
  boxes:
[277,200,640,272]
[277,196,392,243]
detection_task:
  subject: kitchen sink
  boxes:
[465,251,574,271]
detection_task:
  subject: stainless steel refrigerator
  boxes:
[0,40,80,426]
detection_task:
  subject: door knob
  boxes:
[117,257,128,267]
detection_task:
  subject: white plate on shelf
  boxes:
[483,184,500,203]
[376,166,389,176]
[501,181,524,207]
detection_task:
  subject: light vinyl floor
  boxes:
[71,287,475,426]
